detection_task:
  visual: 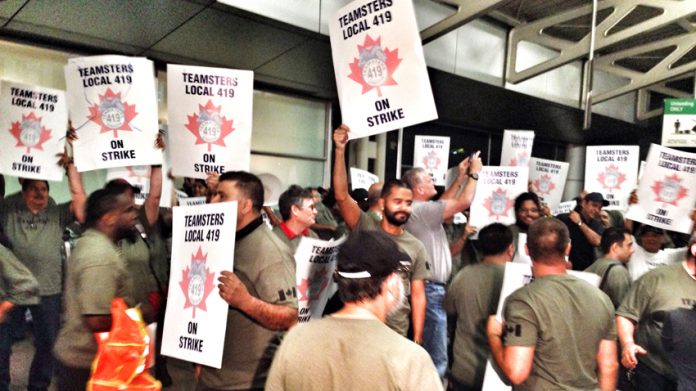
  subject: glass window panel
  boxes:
[250,154,325,190]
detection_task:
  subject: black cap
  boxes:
[104,178,142,195]
[584,192,609,207]
[638,224,665,236]
[337,230,411,279]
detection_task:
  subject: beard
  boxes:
[383,208,410,226]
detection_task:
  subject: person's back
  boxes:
[504,275,615,390]
[265,316,439,391]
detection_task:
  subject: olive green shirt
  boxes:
[0,200,72,296]
[617,262,696,379]
[266,317,443,391]
[444,262,505,388]
[585,257,631,308]
[0,244,39,305]
[355,212,431,336]
[199,221,297,390]
[54,228,134,368]
[504,274,616,390]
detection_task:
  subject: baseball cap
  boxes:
[336,230,411,279]
[584,192,609,207]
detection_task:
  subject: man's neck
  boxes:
[413,194,429,202]
[482,254,510,265]
[532,258,568,277]
[236,212,260,232]
[380,220,404,236]
[284,219,307,235]
[335,301,386,322]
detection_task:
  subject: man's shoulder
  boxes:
[70,230,120,266]
[409,200,445,220]
[237,224,294,270]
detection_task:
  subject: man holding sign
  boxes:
[487,218,617,390]
[199,171,297,390]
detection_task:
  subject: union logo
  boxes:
[185,100,235,152]
[10,112,52,154]
[126,165,150,184]
[483,188,514,220]
[422,150,441,171]
[533,174,555,196]
[297,266,330,302]
[510,152,529,167]
[651,173,688,206]
[348,35,401,97]
[88,88,138,138]
[597,164,626,191]
[179,246,215,318]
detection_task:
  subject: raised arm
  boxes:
[332,124,361,230]
[143,165,162,227]
[441,152,482,220]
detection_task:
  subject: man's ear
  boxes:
[506,243,515,260]
[564,242,572,257]
[290,204,300,217]
[239,198,253,216]
[378,198,385,211]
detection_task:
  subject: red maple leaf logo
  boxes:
[9,112,52,154]
[185,100,235,152]
[88,88,138,138]
[348,35,401,97]
[422,150,441,170]
[297,266,330,302]
[179,246,216,318]
[483,188,514,220]
[510,152,529,167]
[533,174,556,196]
[126,165,150,184]
[651,173,689,207]
[597,164,626,191]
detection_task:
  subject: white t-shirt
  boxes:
[628,238,686,281]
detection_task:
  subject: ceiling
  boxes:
[1,0,694,118]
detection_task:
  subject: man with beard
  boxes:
[401,146,482,378]
[333,125,430,343]
[53,186,139,391]
[266,230,442,391]
[557,192,607,270]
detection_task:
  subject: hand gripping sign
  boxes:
[329,0,437,139]
[65,55,162,171]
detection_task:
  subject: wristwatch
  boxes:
[577,221,583,227]
[469,172,479,181]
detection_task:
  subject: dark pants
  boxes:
[0,294,61,391]
[634,362,677,391]
[55,361,90,391]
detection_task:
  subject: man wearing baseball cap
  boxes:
[265,230,442,391]
[557,192,608,270]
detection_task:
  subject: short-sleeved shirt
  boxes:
[54,228,133,368]
[405,200,450,283]
[265,316,443,391]
[503,274,616,390]
[617,262,696,379]
[199,219,298,390]
[557,213,604,271]
[628,241,685,281]
[585,257,631,308]
[444,262,505,388]
[662,307,696,391]
[0,244,39,305]
[356,212,431,335]
[0,200,73,295]
[271,223,318,255]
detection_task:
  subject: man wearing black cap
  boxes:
[557,192,608,270]
[265,230,443,391]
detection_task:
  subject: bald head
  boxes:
[526,218,570,264]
